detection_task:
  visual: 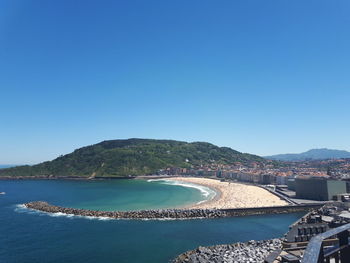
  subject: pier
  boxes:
[24,201,322,220]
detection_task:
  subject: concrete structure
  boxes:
[295,177,347,201]
[276,175,287,185]
[287,179,296,191]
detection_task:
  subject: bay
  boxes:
[0,180,304,263]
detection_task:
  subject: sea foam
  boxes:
[14,204,113,221]
[147,179,217,202]
[14,204,200,221]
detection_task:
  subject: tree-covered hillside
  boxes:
[0,139,266,178]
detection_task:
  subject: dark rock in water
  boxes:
[24,201,228,219]
[173,239,282,263]
[24,201,322,220]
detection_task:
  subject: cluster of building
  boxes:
[157,159,350,203]
[160,160,350,262]
[158,161,336,183]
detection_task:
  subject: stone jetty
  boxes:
[24,201,322,220]
[173,239,282,263]
[24,201,227,219]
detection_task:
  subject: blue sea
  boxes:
[0,179,304,263]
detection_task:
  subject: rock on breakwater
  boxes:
[24,201,321,220]
[174,239,282,263]
[24,201,228,219]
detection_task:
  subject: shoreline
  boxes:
[0,175,136,180]
[143,177,223,209]
[0,175,179,180]
[12,175,323,220]
[3,175,289,209]
[165,177,289,209]
[175,179,223,209]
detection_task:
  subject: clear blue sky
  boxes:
[1,0,350,164]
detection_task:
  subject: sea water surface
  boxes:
[0,179,304,263]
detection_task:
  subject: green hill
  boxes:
[0,139,266,178]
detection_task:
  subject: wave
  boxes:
[14,204,113,221]
[147,179,217,203]
[13,204,204,221]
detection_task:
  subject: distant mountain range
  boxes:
[265,148,350,162]
[0,164,20,169]
[0,138,266,178]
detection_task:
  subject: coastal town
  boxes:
[157,159,350,203]
[157,158,350,186]
[155,159,350,262]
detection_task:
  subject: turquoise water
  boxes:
[0,179,215,211]
[0,180,304,263]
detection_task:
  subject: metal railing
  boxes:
[302,223,350,263]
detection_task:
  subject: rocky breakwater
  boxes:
[24,201,227,219]
[174,239,282,263]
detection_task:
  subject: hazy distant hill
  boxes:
[265,148,350,162]
[0,164,20,169]
[0,139,266,178]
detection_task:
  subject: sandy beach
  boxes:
[168,177,288,209]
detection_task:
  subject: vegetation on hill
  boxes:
[0,139,266,178]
